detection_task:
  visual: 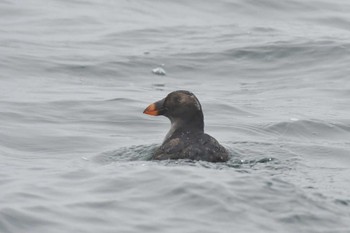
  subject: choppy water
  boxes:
[1,0,350,232]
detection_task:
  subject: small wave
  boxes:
[223,40,350,63]
[225,157,277,170]
[262,119,350,141]
[93,144,158,164]
[334,199,350,206]
[205,102,259,117]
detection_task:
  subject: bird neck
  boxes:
[164,112,204,142]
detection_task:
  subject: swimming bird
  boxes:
[143,90,229,162]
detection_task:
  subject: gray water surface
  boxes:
[1,0,350,232]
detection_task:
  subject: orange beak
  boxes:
[143,98,165,116]
[143,103,159,116]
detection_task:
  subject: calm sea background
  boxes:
[1,0,350,232]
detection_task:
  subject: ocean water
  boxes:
[1,0,350,232]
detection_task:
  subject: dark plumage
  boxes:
[143,90,229,162]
